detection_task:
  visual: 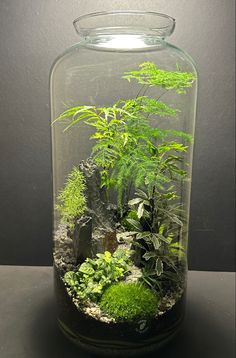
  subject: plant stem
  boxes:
[136,84,146,98]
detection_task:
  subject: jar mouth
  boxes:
[73,11,175,38]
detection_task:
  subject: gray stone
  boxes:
[73,215,93,263]
[69,158,119,262]
[78,158,116,231]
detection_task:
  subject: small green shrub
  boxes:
[99,282,159,321]
[64,249,132,302]
[56,167,86,228]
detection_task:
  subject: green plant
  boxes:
[126,189,186,292]
[54,62,195,213]
[56,167,86,228]
[64,249,132,302]
[123,61,196,94]
[99,282,159,321]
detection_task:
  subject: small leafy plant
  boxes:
[126,188,186,292]
[56,167,86,229]
[99,282,159,321]
[64,249,132,302]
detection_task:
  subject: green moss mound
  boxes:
[99,282,159,321]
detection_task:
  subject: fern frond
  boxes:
[56,167,87,228]
[123,62,196,94]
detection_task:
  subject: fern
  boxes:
[54,62,196,214]
[123,62,196,94]
[120,96,179,117]
[56,167,87,228]
[55,104,190,202]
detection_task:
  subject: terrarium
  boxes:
[50,11,197,356]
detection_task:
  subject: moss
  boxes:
[99,282,159,321]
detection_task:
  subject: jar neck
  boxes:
[82,33,167,51]
[73,11,175,40]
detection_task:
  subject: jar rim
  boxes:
[73,10,176,38]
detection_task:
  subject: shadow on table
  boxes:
[31,295,233,358]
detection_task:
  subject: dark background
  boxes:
[0,0,235,270]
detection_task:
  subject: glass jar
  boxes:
[50,11,197,356]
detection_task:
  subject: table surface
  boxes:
[0,267,235,358]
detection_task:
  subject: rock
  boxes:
[81,301,115,323]
[69,158,119,262]
[91,227,118,255]
[73,215,93,263]
[117,231,134,245]
[102,231,118,253]
[78,158,117,231]
[53,224,77,276]
[125,266,143,283]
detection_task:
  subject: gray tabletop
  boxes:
[0,267,235,358]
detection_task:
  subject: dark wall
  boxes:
[0,0,235,270]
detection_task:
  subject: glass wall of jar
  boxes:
[50,11,197,356]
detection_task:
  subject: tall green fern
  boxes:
[54,62,196,214]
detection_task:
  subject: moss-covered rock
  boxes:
[99,282,159,321]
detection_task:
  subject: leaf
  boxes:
[163,271,180,282]
[138,97,178,117]
[162,257,178,271]
[79,262,95,275]
[170,242,185,250]
[168,214,183,227]
[104,251,112,263]
[133,241,146,250]
[135,189,149,199]
[91,284,103,293]
[64,113,93,131]
[64,271,78,286]
[126,218,142,231]
[150,234,161,250]
[155,258,164,276]
[169,242,185,258]
[128,197,143,206]
[143,251,157,261]
[137,202,144,219]
[136,232,151,240]
[156,233,172,244]
[160,209,183,227]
